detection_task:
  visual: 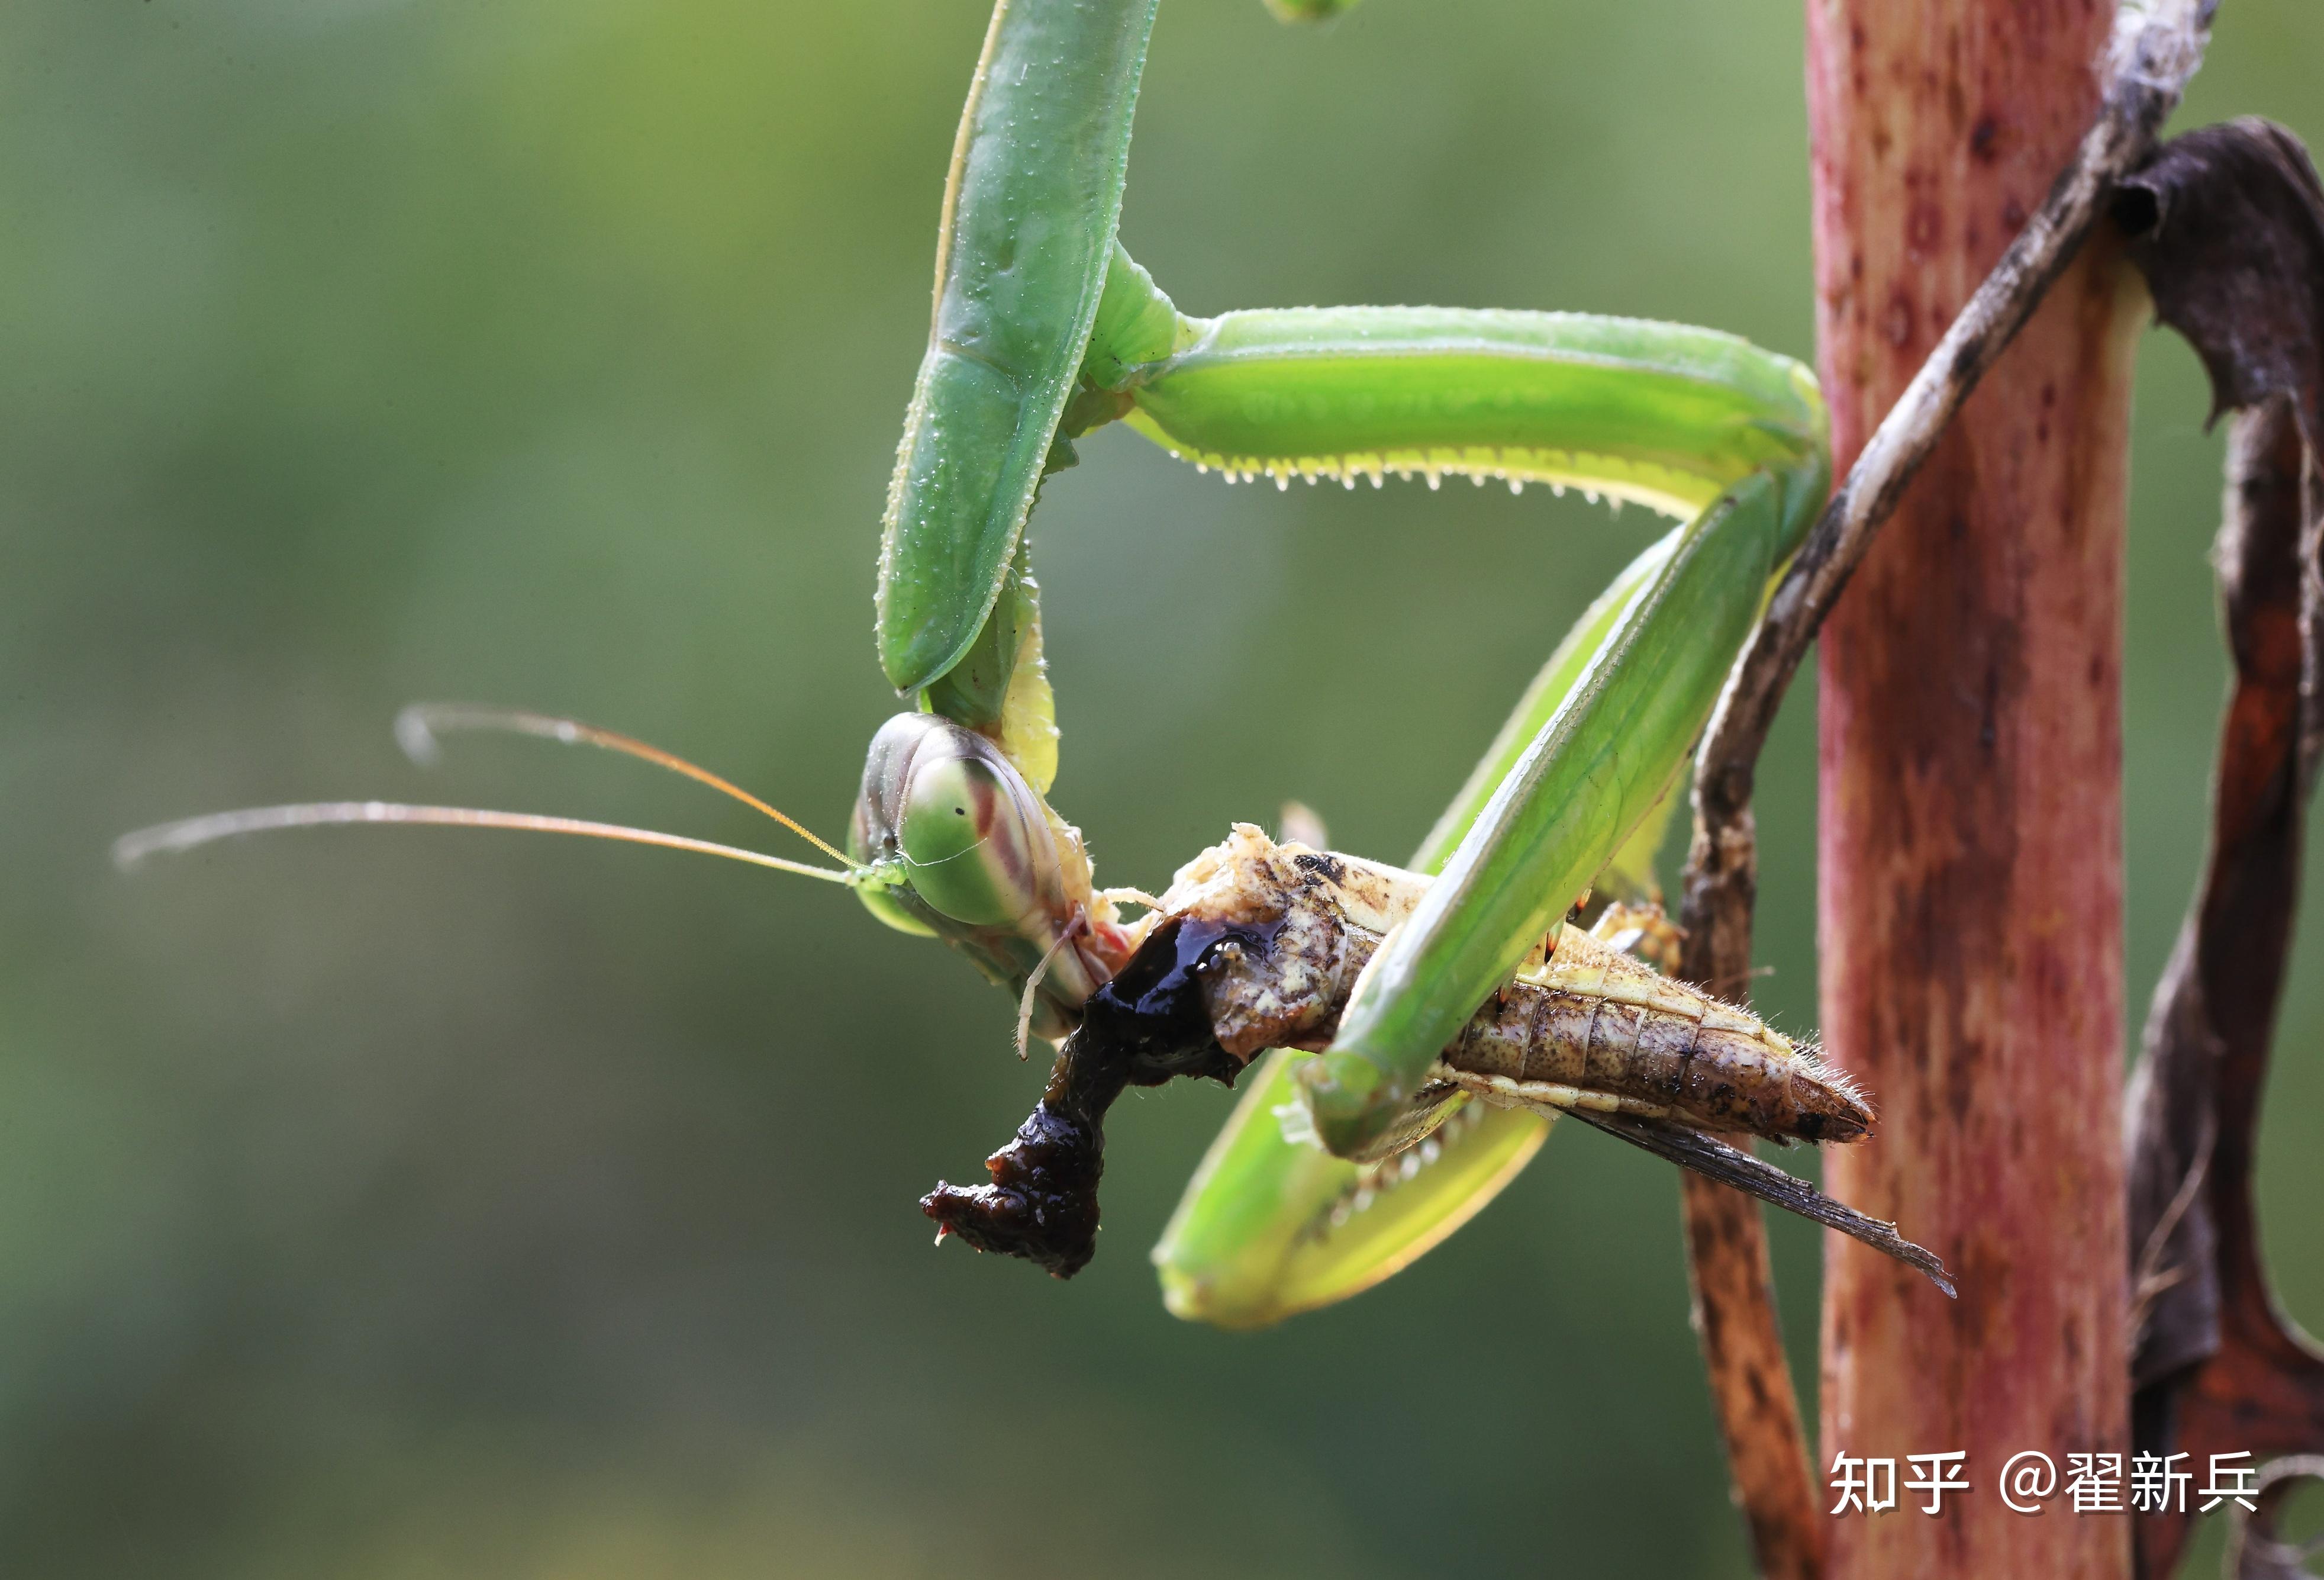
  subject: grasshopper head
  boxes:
[850,712,1123,1035]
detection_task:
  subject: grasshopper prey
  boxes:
[920,825,1949,1301]
[120,0,1949,1330]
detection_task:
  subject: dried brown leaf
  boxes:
[2117,118,2324,1580]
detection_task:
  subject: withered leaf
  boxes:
[2117,118,2324,1580]
[2116,117,2324,450]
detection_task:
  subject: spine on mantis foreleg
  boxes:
[876,0,1161,713]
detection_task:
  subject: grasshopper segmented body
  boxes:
[1157,825,1869,1150]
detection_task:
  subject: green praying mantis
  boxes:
[859,0,1870,1320]
[121,0,1950,1330]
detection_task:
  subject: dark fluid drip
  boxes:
[920,917,1263,1277]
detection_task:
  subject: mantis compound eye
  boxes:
[897,745,1046,928]
[855,712,1057,932]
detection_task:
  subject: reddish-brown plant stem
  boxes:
[1677,5,2210,1570]
[1809,3,2141,1574]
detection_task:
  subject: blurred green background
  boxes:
[4,2,2320,1575]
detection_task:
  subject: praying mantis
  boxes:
[121,0,1948,1329]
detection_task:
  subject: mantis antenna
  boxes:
[394,703,855,866]
[114,706,865,885]
[113,802,859,882]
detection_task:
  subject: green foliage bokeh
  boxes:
[1,2,2319,1575]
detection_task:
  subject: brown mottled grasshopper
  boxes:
[1163,825,1872,1149]
[926,825,1949,1296]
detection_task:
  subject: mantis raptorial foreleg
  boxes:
[876,0,1158,719]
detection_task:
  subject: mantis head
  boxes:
[850,711,1139,1041]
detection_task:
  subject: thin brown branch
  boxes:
[1672,3,2216,1574]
